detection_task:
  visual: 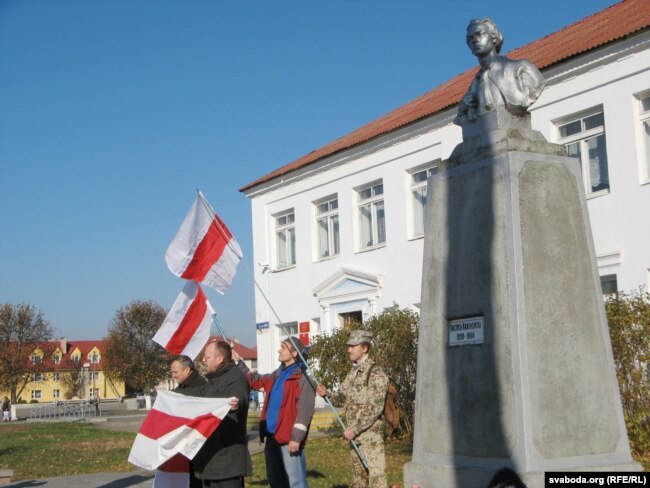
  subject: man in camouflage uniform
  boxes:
[317,330,389,488]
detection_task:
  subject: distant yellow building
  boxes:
[0,338,124,403]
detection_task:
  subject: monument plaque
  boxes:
[448,316,484,346]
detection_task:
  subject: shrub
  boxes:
[605,288,650,458]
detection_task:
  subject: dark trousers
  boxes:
[202,477,245,488]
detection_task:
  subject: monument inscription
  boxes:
[448,316,484,346]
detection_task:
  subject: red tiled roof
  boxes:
[232,340,257,360]
[240,0,650,192]
[12,339,108,370]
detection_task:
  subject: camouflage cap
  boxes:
[347,330,373,346]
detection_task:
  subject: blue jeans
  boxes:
[265,435,308,488]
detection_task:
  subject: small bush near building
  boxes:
[605,288,650,463]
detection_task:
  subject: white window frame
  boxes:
[32,372,43,382]
[53,389,60,399]
[278,321,298,341]
[636,91,650,184]
[53,372,61,382]
[600,274,618,297]
[31,390,42,400]
[314,195,340,260]
[89,352,100,364]
[356,181,386,251]
[30,355,42,365]
[556,108,610,197]
[274,210,296,270]
[408,162,439,239]
[53,354,61,365]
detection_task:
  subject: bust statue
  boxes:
[454,19,546,126]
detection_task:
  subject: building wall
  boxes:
[247,33,650,374]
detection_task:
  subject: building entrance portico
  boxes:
[313,268,383,333]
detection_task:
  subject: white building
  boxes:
[241,0,650,374]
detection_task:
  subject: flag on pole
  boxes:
[165,193,243,293]
[128,390,231,471]
[153,281,214,359]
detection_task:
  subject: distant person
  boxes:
[233,337,315,488]
[250,390,259,412]
[170,355,207,488]
[317,330,389,488]
[454,18,545,125]
[179,340,252,488]
[2,396,10,422]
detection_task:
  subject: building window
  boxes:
[53,389,60,399]
[278,321,298,337]
[638,93,650,183]
[408,163,438,238]
[315,196,340,259]
[90,388,100,398]
[600,274,618,296]
[53,372,60,382]
[357,181,385,249]
[90,371,100,380]
[89,352,100,364]
[31,390,42,400]
[32,373,43,382]
[557,110,609,196]
[30,355,42,365]
[53,354,61,365]
[275,211,296,268]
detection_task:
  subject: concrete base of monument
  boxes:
[403,459,642,488]
[407,117,640,488]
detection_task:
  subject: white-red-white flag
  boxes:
[128,390,231,471]
[153,281,214,358]
[165,193,243,294]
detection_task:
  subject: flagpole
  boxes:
[195,189,370,472]
[210,311,229,343]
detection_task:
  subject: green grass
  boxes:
[0,422,135,480]
[249,435,413,487]
[2,421,645,484]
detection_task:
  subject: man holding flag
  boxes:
[233,336,315,488]
[179,340,252,488]
[170,355,207,488]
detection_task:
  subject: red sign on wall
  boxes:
[299,321,310,333]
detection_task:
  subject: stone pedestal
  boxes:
[404,112,639,487]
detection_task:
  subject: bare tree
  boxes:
[0,303,54,402]
[103,299,169,394]
[59,357,84,399]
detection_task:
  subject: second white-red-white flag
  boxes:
[165,193,242,294]
[153,281,214,359]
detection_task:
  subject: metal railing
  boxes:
[30,400,101,421]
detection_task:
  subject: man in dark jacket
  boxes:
[171,355,206,488]
[180,340,252,488]
[171,355,206,390]
[233,336,315,488]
